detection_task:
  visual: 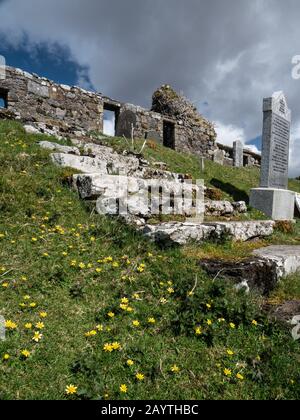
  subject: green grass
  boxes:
[91,132,300,202]
[0,121,299,400]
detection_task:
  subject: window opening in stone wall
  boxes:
[163,121,175,149]
[103,104,120,137]
[0,89,8,109]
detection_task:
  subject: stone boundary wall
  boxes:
[216,142,261,168]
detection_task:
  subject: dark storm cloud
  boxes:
[0,0,300,174]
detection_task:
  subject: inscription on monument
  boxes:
[260,91,291,190]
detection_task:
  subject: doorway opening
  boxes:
[0,88,8,109]
[163,120,175,149]
[103,103,120,137]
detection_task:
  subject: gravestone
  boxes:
[295,193,300,215]
[233,140,243,167]
[213,149,225,165]
[250,92,295,220]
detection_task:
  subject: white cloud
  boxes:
[0,0,299,176]
[290,123,300,178]
[214,121,246,147]
[103,113,115,137]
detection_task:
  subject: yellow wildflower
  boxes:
[136,373,145,381]
[5,320,17,330]
[3,354,10,361]
[227,349,234,356]
[65,385,78,395]
[148,318,156,324]
[229,322,236,329]
[195,327,202,336]
[25,323,33,330]
[127,359,134,367]
[32,332,43,342]
[39,312,48,318]
[107,312,115,318]
[120,384,128,393]
[252,320,258,326]
[112,342,121,350]
[132,320,140,327]
[21,350,30,359]
[236,373,244,381]
[121,297,129,304]
[103,343,114,353]
[224,368,232,377]
[171,365,180,373]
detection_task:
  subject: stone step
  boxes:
[142,220,275,246]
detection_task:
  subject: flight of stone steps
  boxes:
[38,138,275,246]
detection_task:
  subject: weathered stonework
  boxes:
[0,67,218,158]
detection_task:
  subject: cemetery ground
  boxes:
[0,120,299,400]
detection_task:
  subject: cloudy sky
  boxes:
[0,0,300,175]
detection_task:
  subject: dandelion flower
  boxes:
[126,359,134,367]
[148,318,156,324]
[227,349,234,356]
[25,323,33,330]
[3,354,10,361]
[108,312,115,318]
[171,365,180,373]
[35,322,45,330]
[39,312,48,318]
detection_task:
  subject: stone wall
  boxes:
[0,67,217,158]
[151,85,217,157]
[0,67,104,137]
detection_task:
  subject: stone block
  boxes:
[250,188,295,220]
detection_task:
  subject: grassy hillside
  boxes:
[0,121,299,400]
[93,133,300,202]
